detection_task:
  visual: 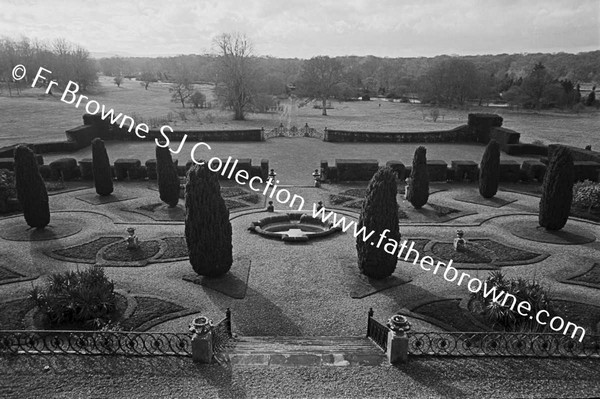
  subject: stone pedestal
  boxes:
[191,331,213,364]
[387,332,409,364]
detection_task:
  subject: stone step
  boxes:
[230,336,380,353]
[218,336,387,367]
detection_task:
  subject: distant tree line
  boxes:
[99,47,599,112]
[2,34,598,115]
[0,37,97,95]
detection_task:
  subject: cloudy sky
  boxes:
[1,0,598,58]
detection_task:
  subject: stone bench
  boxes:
[336,159,380,181]
[451,161,478,182]
[114,159,142,181]
[521,160,546,182]
[574,161,600,182]
[79,158,93,180]
[147,159,178,180]
[427,160,448,182]
[499,160,520,182]
[49,158,78,181]
[185,158,261,180]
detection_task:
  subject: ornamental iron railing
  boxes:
[0,330,192,356]
[366,308,388,351]
[408,331,600,358]
[0,309,234,357]
[365,309,600,358]
[264,124,323,140]
[211,308,233,353]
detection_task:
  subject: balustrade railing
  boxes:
[211,308,233,353]
[264,124,323,140]
[366,308,389,351]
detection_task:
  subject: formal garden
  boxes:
[1,110,599,358]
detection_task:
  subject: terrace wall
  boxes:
[323,125,473,143]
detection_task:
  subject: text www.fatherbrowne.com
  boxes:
[311,204,587,342]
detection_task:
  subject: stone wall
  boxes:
[324,125,473,143]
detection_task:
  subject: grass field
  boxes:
[0,75,598,149]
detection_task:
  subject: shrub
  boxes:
[479,139,500,198]
[91,138,113,196]
[29,266,116,327]
[585,89,596,106]
[470,271,552,332]
[14,145,50,228]
[356,167,400,279]
[155,145,179,207]
[185,162,232,277]
[406,146,429,209]
[0,168,16,213]
[572,180,600,212]
[539,146,574,230]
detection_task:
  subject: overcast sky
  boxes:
[1,0,598,58]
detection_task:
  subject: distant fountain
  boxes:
[278,96,298,130]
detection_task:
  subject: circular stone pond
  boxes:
[248,213,342,242]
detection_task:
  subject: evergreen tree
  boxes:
[185,162,232,277]
[155,145,179,207]
[586,86,596,106]
[539,146,574,230]
[479,139,501,198]
[407,146,429,209]
[356,167,400,279]
[14,145,50,229]
[91,138,113,196]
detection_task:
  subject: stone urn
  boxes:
[126,227,139,250]
[189,316,213,337]
[387,314,411,336]
[453,229,466,252]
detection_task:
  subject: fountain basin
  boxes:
[248,213,342,242]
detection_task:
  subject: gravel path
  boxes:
[2,355,600,399]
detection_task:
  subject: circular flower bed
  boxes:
[248,213,342,242]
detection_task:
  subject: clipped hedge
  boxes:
[14,145,50,228]
[539,146,574,230]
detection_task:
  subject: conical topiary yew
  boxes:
[91,138,113,196]
[479,139,500,198]
[407,146,429,209]
[14,145,50,229]
[185,162,232,277]
[539,146,574,231]
[156,145,179,207]
[356,167,400,279]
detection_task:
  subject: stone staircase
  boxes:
[217,336,387,367]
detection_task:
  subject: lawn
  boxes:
[1,75,598,149]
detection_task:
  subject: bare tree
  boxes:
[298,56,344,115]
[170,81,195,108]
[114,74,123,87]
[213,33,256,120]
[139,71,156,90]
